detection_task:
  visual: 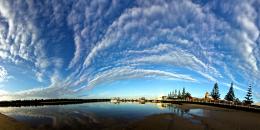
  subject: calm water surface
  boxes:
[0,102,259,130]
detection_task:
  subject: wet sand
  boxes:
[0,104,260,130]
[181,104,260,130]
[0,113,33,130]
[102,104,260,130]
[127,113,204,130]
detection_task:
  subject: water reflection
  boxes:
[161,103,204,125]
[0,102,172,130]
[0,102,259,130]
[0,102,204,129]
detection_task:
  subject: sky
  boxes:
[0,0,260,102]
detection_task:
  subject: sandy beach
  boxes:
[126,104,260,130]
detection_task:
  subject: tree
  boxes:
[177,90,182,99]
[184,92,191,99]
[174,89,178,98]
[244,85,253,105]
[235,98,241,104]
[225,82,235,101]
[211,83,220,100]
[182,88,186,98]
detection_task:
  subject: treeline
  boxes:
[167,88,192,99]
[0,99,110,107]
[210,82,254,105]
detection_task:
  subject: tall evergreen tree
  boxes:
[244,85,253,105]
[225,82,235,101]
[182,88,186,98]
[211,83,220,100]
[184,92,191,99]
[177,90,181,99]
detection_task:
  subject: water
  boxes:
[0,102,259,130]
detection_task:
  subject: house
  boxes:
[159,96,168,100]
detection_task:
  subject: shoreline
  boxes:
[117,99,260,113]
[1,98,260,113]
[161,100,260,113]
[0,113,34,130]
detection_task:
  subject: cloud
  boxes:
[223,82,246,92]
[126,45,220,82]
[0,0,260,100]
[0,0,52,84]
[3,72,73,99]
[0,66,8,83]
[67,0,129,69]
[86,66,196,89]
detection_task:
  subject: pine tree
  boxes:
[244,85,253,105]
[225,82,235,101]
[182,88,186,98]
[185,92,191,99]
[211,83,220,100]
[177,90,181,99]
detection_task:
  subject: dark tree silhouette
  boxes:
[184,92,191,99]
[244,85,253,105]
[177,90,182,99]
[182,88,186,98]
[225,82,235,101]
[211,83,220,100]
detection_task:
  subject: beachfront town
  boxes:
[111,82,260,111]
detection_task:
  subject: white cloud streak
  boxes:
[0,66,8,83]
[86,67,196,89]
[0,0,260,100]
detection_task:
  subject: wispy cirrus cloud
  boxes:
[0,0,260,100]
[0,66,8,83]
[86,67,196,90]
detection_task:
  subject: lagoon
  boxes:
[0,102,259,130]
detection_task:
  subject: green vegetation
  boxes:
[168,87,192,99]
[211,83,220,100]
[244,85,253,105]
[167,82,254,106]
[225,82,235,101]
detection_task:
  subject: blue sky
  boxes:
[0,0,260,102]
